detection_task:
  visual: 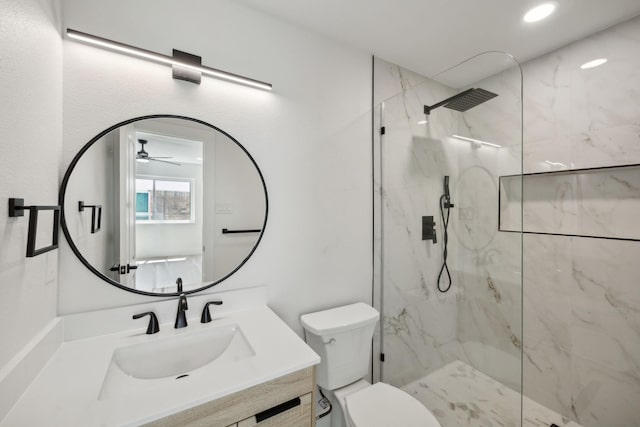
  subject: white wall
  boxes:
[0,0,62,368]
[63,132,116,275]
[59,0,372,334]
[212,132,266,281]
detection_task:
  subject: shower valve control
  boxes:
[422,216,437,244]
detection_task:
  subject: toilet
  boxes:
[301,303,441,427]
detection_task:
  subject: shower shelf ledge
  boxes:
[498,163,640,242]
[499,162,640,179]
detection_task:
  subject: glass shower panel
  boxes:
[373,52,523,427]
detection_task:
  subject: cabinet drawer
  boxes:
[144,367,314,427]
[238,393,312,427]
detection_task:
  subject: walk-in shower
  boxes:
[373,51,528,427]
[372,16,640,427]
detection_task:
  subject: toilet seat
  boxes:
[345,382,441,427]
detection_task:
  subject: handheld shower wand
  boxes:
[438,176,453,292]
[443,176,454,208]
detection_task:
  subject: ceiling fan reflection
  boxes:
[136,139,181,166]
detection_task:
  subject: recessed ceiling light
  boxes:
[580,58,607,69]
[523,2,557,23]
[417,120,428,125]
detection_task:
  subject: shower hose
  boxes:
[437,194,452,293]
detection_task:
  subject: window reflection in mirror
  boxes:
[135,178,194,222]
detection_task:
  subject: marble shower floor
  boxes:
[402,361,582,427]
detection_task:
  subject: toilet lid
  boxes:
[346,383,441,427]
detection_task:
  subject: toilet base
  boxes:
[322,379,442,427]
[321,379,371,427]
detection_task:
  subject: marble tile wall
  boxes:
[523,234,640,426]
[518,15,640,427]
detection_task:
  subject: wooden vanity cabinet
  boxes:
[144,367,316,427]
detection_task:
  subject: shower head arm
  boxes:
[423,88,475,115]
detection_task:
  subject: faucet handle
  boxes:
[201,301,223,323]
[176,277,183,293]
[133,311,160,334]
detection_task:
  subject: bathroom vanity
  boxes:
[0,291,319,427]
[146,367,314,427]
[0,115,320,427]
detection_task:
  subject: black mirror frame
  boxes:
[58,114,268,297]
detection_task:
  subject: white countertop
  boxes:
[1,304,320,427]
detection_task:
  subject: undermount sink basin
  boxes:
[99,323,256,400]
[113,324,254,380]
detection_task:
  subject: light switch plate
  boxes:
[216,203,233,214]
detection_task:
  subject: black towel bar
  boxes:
[8,198,60,257]
[78,201,102,233]
[222,228,261,234]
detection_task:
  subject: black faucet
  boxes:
[174,277,188,329]
[133,311,160,334]
[201,300,223,323]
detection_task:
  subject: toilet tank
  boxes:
[300,303,380,390]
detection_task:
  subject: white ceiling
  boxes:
[238,0,640,83]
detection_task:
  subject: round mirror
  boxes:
[60,115,268,296]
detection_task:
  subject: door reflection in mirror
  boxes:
[133,132,202,293]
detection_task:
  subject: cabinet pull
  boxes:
[254,397,301,423]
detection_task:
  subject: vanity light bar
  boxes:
[66,29,272,91]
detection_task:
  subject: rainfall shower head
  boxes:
[424,88,498,115]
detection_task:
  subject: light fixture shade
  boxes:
[66,29,272,91]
